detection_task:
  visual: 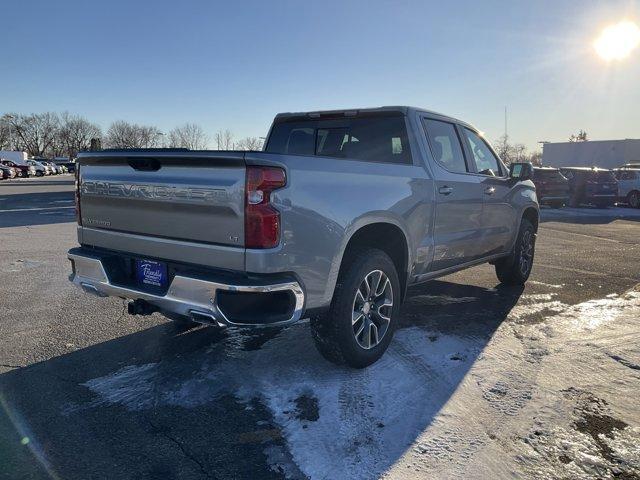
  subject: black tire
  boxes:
[628,191,640,209]
[495,218,536,286]
[310,248,401,368]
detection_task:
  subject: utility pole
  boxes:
[504,106,508,139]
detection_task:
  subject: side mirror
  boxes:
[509,162,533,181]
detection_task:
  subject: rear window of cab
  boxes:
[265,113,412,165]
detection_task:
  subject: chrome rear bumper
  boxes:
[68,251,305,327]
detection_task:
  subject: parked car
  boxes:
[532,167,569,208]
[30,158,57,174]
[42,161,62,174]
[68,106,540,368]
[613,167,640,208]
[559,167,619,208]
[27,160,48,176]
[54,157,76,173]
[0,159,31,177]
[0,165,17,179]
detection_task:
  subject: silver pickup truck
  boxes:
[68,106,539,367]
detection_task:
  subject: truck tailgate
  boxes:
[78,151,246,250]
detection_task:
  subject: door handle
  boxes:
[484,187,496,195]
[438,186,453,195]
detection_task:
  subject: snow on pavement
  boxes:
[76,287,640,479]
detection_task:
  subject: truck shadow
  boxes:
[0,191,75,228]
[0,280,522,479]
[1,178,75,187]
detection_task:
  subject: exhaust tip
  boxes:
[80,282,107,297]
[189,310,223,327]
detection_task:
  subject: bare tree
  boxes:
[106,120,163,149]
[494,134,514,164]
[569,130,588,142]
[5,112,61,156]
[493,134,535,165]
[167,123,209,149]
[512,143,528,163]
[0,115,12,150]
[57,112,102,158]
[529,151,542,166]
[214,129,234,150]
[235,136,263,151]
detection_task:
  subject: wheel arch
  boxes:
[328,220,411,305]
[522,206,539,232]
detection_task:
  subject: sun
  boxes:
[594,21,640,61]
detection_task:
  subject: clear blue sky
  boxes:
[2,0,639,150]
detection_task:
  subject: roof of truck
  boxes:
[274,106,475,129]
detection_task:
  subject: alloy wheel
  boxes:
[351,270,393,350]
[519,230,534,276]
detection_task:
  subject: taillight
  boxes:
[245,166,286,249]
[75,166,82,225]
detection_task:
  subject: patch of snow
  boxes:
[529,280,564,289]
[78,289,640,479]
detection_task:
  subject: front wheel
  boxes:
[628,191,640,209]
[310,249,400,368]
[495,218,536,286]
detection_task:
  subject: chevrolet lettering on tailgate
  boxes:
[80,181,226,205]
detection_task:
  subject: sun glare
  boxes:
[594,20,640,61]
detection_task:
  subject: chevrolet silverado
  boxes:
[68,107,539,367]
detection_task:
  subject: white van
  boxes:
[0,151,28,165]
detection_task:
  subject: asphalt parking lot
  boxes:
[1,176,639,480]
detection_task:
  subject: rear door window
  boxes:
[266,114,412,164]
[422,119,468,174]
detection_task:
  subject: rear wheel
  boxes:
[495,218,536,286]
[310,248,400,368]
[628,191,640,209]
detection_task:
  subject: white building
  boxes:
[541,139,640,169]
